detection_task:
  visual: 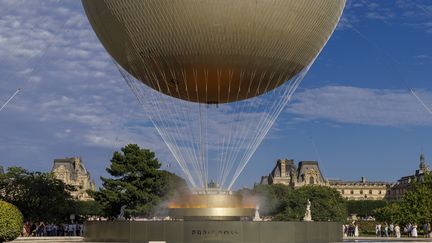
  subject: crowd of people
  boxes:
[374,223,431,238]
[343,222,359,237]
[374,223,401,238]
[345,222,432,238]
[21,221,84,237]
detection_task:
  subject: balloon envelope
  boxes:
[82,0,345,104]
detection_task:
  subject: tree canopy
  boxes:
[0,201,23,242]
[346,200,387,217]
[247,184,347,222]
[91,144,188,218]
[374,172,432,225]
[0,167,76,223]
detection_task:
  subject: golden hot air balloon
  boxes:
[82,0,345,104]
[82,0,345,190]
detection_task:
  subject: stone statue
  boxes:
[117,205,127,221]
[253,205,261,221]
[303,199,313,221]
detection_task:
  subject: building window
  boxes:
[360,190,363,195]
[342,190,345,194]
[309,177,315,185]
[369,190,373,194]
[379,191,382,195]
[351,190,354,195]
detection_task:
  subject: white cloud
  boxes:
[339,0,432,33]
[0,0,171,165]
[287,86,432,126]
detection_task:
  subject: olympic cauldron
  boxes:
[168,183,255,221]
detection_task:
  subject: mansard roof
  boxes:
[297,160,325,182]
[269,159,297,178]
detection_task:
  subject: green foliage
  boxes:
[374,202,402,224]
[75,200,103,218]
[251,184,347,222]
[374,172,432,225]
[0,201,23,242]
[283,186,347,222]
[354,220,382,236]
[159,170,189,200]
[251,184,292,216]
[346,200,387,217]
[0,167,76,223]
[92,144,188,218]
[398,172,432,224]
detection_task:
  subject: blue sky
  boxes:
[1,0,432,189]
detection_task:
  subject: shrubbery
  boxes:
[0,201,23,242]
[346,200,387,218]
[248,184,347,222]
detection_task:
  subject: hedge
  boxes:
[0,201,23,242]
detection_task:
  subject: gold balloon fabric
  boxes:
[82,0,345,104]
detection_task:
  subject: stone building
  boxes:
[387,153,430,200]
[260,159,329,188]
[260,159,390,200]
[329,177,390,200]
[51,157,96,201]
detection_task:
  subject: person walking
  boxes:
[384,223,389,237]
[424,223,429,238]
[428,223,431,238]
[390,223,394,237]
[69,223,75,236]
[75,223,80,237]
[64,224,69,236]
[408,223,413,237]
[23,221,31,237]
[395,225,401,238]
[412,224,418,238]
[354,223,359,237]
[376,224,382,237]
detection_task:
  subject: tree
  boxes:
[0,201,23,243]
[374,172,432,225]
[0,167,76,223]
[276,186,347,222]
[398,172,432,225]
[250,184,347,221]
[75,200,103,219]
[92,144,188,218]
[346,200,387,217]
[251,184,293,216]
[374,202,402,224]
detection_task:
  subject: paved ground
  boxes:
[11,236,432,243]
[343,237,432,242]
[12,237,83,242]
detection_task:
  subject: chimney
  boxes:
[280,159,286,177]
[73,157,80,171]
[361,177,366,183]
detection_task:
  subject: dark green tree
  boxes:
[252,184,293,216]
[250,184,346,221]
[91,144,188,218]
[374,202,402,224]
[374,172,432,225]
[0,201,23,243]
[75,200,103,219]
[398,172,432,225]
[0,167,76,223]
[276,186,347,222]
[346,200,387,217]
